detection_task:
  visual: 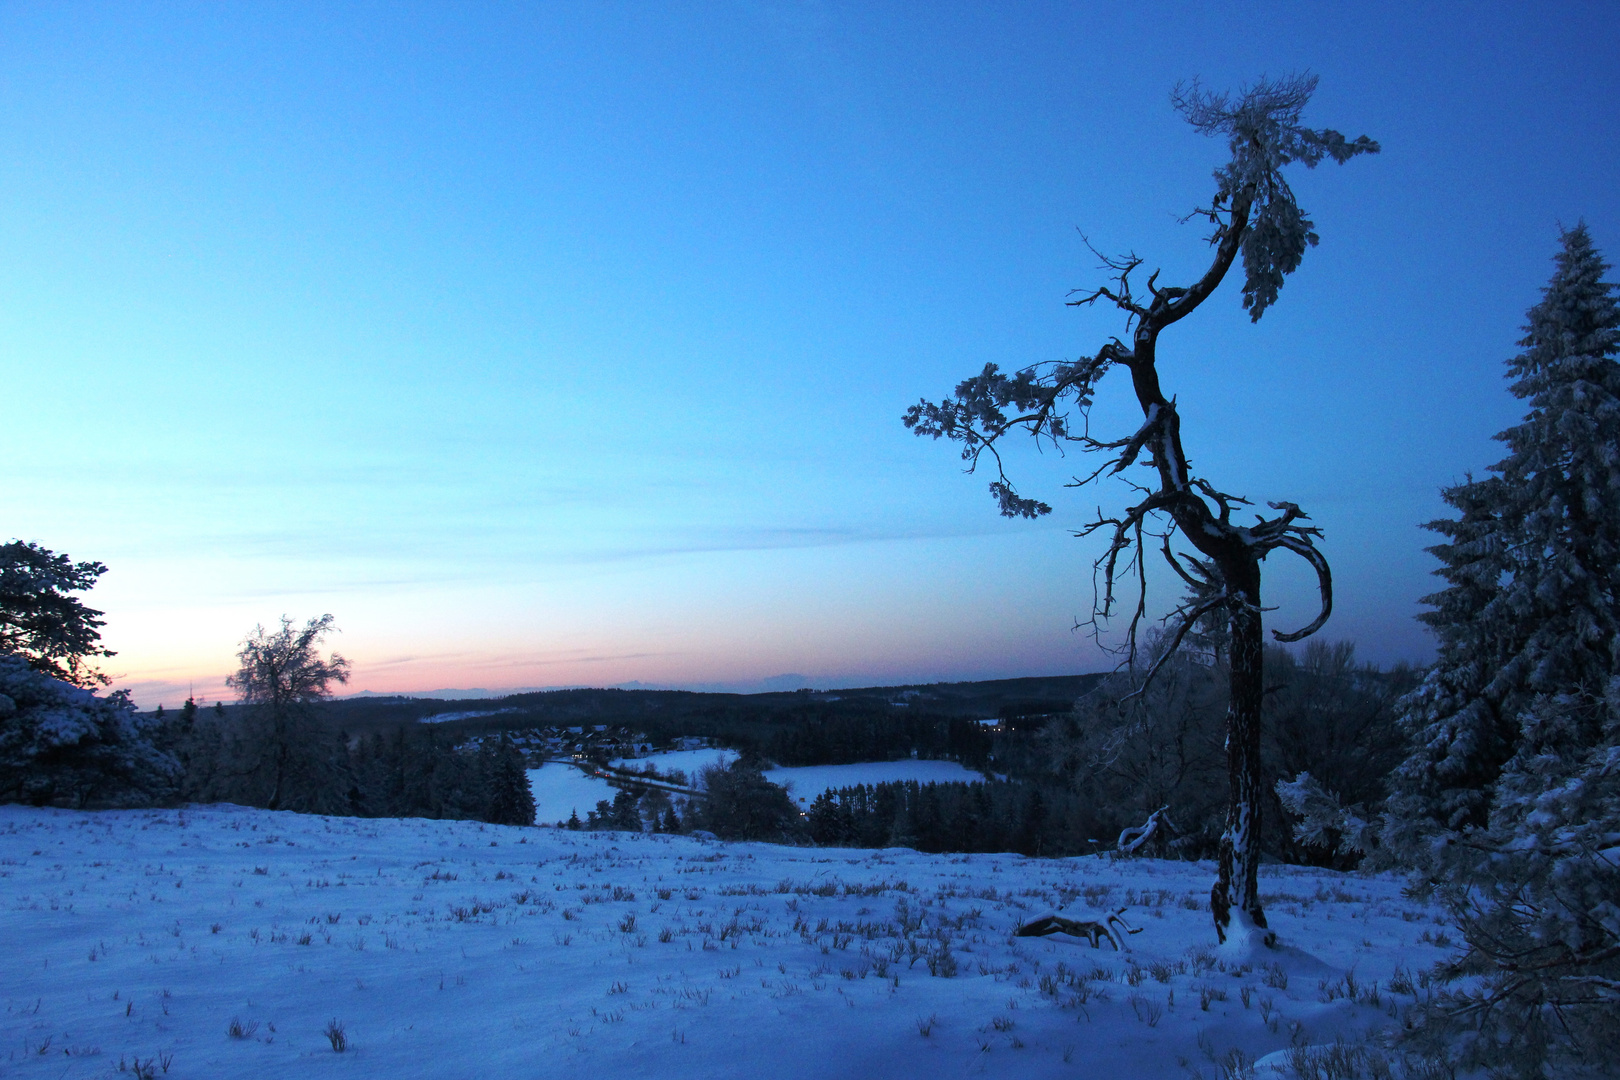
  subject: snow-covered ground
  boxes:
[419,708,518,725]
[526,765,618,825]
[0,804,1452,1079]
[610,748,738,781]
[763,760,988,809]
[527,749,739,825]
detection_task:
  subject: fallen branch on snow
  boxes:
[1014,907,1142,950]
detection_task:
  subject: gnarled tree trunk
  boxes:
[1211,563,1269,942]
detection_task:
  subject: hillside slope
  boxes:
[0,806,1448,1078]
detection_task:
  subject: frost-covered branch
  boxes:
[1118,805,1175,854]
[1275,771,1371,853]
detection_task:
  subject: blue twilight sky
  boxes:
[2,2,1617,707]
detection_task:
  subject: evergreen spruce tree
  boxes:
[807,790,843,844]
[638,786,672,830]
[585,799,612,828]
[885,794,919,849]
[609,788,643,831]
[1381,480,1517,852]
[1385,225,1620,1076]
[692,759,804,842]
[481,733,536,827]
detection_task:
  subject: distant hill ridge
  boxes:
[311,674,1107,758]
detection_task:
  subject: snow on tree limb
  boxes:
[1275,771,1371,853]
[1117,806,1173,855]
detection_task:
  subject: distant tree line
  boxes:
[554,640,1410,863]
[753,710,992,769]
[569,756,803,845]
[807,778,1093,856]
[0,533,1406,856]
[795,641,1414,862]
[124,691,536,828]
[0,595,534,827]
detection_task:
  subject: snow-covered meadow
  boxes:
[526,766,619,827]
[526,750,740,824]
[614,749,737,779]
[1,804,1452,1079]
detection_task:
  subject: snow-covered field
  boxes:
[0,804,1452,1079]
[604,749,990,810]
[419,708,518,725]
[526,749,739,825]
[611,748,738,781]
[526,765,618,826]
[762,760,988,809]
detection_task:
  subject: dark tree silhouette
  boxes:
[692,759,804,842]
[225,614,351,812]
[481,732,537,826]
[906,75,1377,944]
[0,540,115,687]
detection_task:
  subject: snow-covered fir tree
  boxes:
[0,653,179,807]
[1384,225,1620,1077]
[1379,477,1519,853]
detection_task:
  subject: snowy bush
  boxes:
[0,652,178,807]
[691,758,804,842]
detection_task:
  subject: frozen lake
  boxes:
[526,763,617,825]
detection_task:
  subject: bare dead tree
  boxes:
[905,75,1377,945]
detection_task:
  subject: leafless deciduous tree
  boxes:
[225,614,351,812]
[905,75,1377,944]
